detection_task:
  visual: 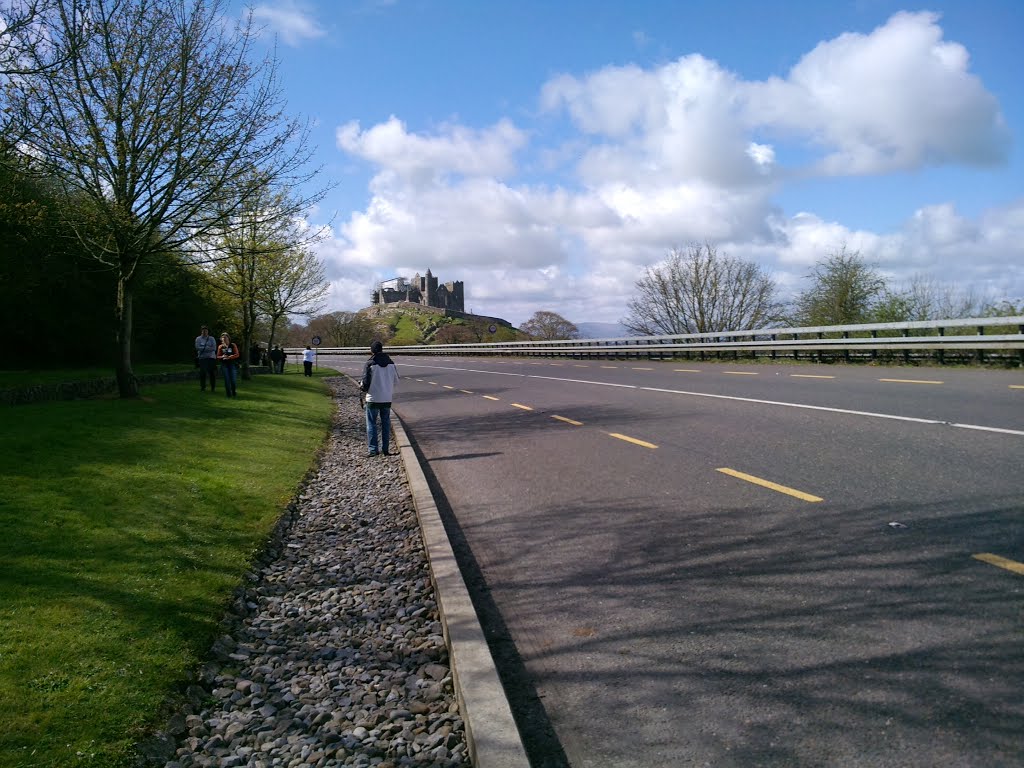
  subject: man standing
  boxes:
[270,345,284,373]
[194,325,217,392]
[360,340,399,457]
[302,346,316,377]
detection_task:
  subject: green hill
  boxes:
[359,302,524,345]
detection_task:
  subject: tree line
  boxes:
[620,243,1019,336]
[458,244,1020,345]
[0,0,328,395]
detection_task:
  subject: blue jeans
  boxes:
[365,404,392,454]
[221,363,238,396]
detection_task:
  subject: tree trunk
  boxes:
[240,298,256,381]
[115,273,139,398]
[267,316,279,351]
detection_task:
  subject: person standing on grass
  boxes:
[270,345,284,374]
[218,333,240,398]
[194,325,218,392]
[360,340,399,457]
[302,346,315,377]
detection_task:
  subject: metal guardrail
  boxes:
[288,316,1024,365]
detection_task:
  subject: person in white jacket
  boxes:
[360,340,400,456]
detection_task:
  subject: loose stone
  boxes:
[148,378,469,767]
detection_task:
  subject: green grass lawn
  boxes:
[0,368,338,767]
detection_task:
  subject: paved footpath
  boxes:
[147,378,527,768]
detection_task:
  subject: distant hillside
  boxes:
[359,302,523,345]
[576,321,631,339]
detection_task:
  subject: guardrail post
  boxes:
[1020,324,1024,366]
[771,334,777,360]
[843,331,850,363]
[902,328,910,365]
[871,330,878,361]
[977,325,985,364]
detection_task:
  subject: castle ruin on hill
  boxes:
[371,269,465,313]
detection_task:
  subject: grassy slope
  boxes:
[0,369,336,767]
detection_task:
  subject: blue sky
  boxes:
[235,0,1023,327]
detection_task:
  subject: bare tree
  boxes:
[6,0,323,396]
[0,0,57,76]
[623,243,781,335]
[205,217,264,381]
[205,181,328,379]
[874,273,988,321]
[433,323,478,344]
[307,311,377,348]
[255,244,328,353]
[792,246,885,327]
[520,310,579,340]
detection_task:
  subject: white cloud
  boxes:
[336,117,527,185]
[743,11,1011,174]
[543,55,767,188]
[317,12,1018,325]
[251,2,325,47]
[759,200,1024,302]
[746,143,775,170]
[544,12,1009,183]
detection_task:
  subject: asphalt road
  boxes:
[326,355,1024,768]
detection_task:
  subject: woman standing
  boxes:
[218,333,240,398]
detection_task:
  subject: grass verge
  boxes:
[0,369,337,767]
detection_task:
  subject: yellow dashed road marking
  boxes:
[674,369,701,373]
[879,378,943,385]
[607,432,658,449]
[428,381,438,385]
[552,415,583,426]
[601,365,618,369]
[459,389,474,394]
[724,371,758,376]
[973,553,1024,575]
[632,367,654,370]
[482,395,500,401]
[511,403,533,411]
[791,374,835,379]
[442,385,454,389]
[716,468,823,502]
[1011,385,1024,390]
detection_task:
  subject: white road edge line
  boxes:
[396,362,1022,437]
[639,386,1024,436]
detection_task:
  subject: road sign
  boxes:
[311,336,321,346]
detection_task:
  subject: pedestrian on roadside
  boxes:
[360,340,399,457]
[270,345,284,374]
[302,346,315,377]
[194,325,218,392]
[218,332,240,398]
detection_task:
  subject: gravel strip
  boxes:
[160,377,471,768]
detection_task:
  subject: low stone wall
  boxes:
[1,367,271,406]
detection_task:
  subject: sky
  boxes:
[232,0,1023,329]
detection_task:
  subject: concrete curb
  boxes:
[391,411,531,768]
